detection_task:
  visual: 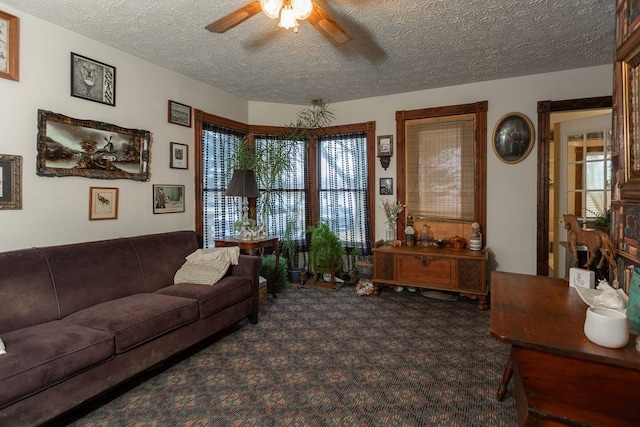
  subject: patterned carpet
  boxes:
[60,285,516,426]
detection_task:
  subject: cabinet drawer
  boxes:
[396,255,456,287]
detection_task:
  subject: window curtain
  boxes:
[254,135,308,247]
[317,131,371,260]
[201,122,247,248]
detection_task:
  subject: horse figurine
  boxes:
[563,213,616,271]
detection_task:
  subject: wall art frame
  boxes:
[0,154,22,210]
[377,135,393,170]
[170,142,188,169]
[36,109,151,181]
[153,184,185,214]
[70,52,116,106]
[168,100,192,127]
[377,135,393,156]
[380,177,393,195]
[0,10,19,81]
[89,186,118,220]
[492,112,535,164]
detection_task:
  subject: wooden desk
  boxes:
[490,271,640,426]
[214,236,279,298]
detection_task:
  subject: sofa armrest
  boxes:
[228,255,261,322]
[229,255,261,284]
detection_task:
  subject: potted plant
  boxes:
[306,221,345,286]
[227,99,334,236]
[260,253,289,293]
[281,218,302,282]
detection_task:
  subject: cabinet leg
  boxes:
[496,347,514,401]
[477,295,488,310]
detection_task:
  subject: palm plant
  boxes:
[227,99,334,233]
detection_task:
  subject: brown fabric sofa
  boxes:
[0,230,261,427]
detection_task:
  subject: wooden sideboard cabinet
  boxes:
[372,245,488,310]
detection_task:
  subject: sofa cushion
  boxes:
[155,276,252,318]
[0,321,114,410]
[43,239,146,317]
[0,249,60,334]
[64,293,199,353]
[129,231,199,293]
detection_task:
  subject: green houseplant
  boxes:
[306,221,345,285]
[227,99,334,235]
[260,253,289,292]
[281,218,302,282]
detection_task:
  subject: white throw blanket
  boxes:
[174,247,240,286]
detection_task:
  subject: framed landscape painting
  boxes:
[36,110,151,181]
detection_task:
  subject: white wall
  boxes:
[0,2,614,275]
[249,65,614,275]
[0,2,247,251]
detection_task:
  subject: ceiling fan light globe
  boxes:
[260,0,283,19]
[292,0,313,20]
[278,6,298,30]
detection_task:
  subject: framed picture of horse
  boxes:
[89,186,118,220]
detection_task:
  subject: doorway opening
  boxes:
[536,96,613,277]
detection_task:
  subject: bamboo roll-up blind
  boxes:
[405,114,475,222]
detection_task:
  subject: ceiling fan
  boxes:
[205,0,352,46]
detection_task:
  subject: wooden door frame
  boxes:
[536,96,612,276]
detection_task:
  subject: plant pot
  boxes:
[288,269,301,283]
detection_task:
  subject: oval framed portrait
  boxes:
[492,112,535,164]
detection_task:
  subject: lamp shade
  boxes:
[224,169,260,198]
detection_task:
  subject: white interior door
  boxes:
[556,113,612,278]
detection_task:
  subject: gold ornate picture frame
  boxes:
[36,110,151,181]
[492,112,535,164]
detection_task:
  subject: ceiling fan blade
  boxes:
[308,3,352,46]
[205,1,263,33]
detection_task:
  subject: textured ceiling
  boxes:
[3,0,615,104]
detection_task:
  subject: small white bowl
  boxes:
[583,307,629,349]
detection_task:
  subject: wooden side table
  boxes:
[214,236,280,298]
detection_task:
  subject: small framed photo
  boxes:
[0,154,22,210]
[168,100,192,127]
[89,187,118,220]
[153,184,185,214]
[71,53,116,106]
[0,10,19,81]
[380,177,393,195]
[170,142,188,169]
[492,112,535,164]
[377,135,393,157]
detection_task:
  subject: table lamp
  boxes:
[225,169,260,239]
